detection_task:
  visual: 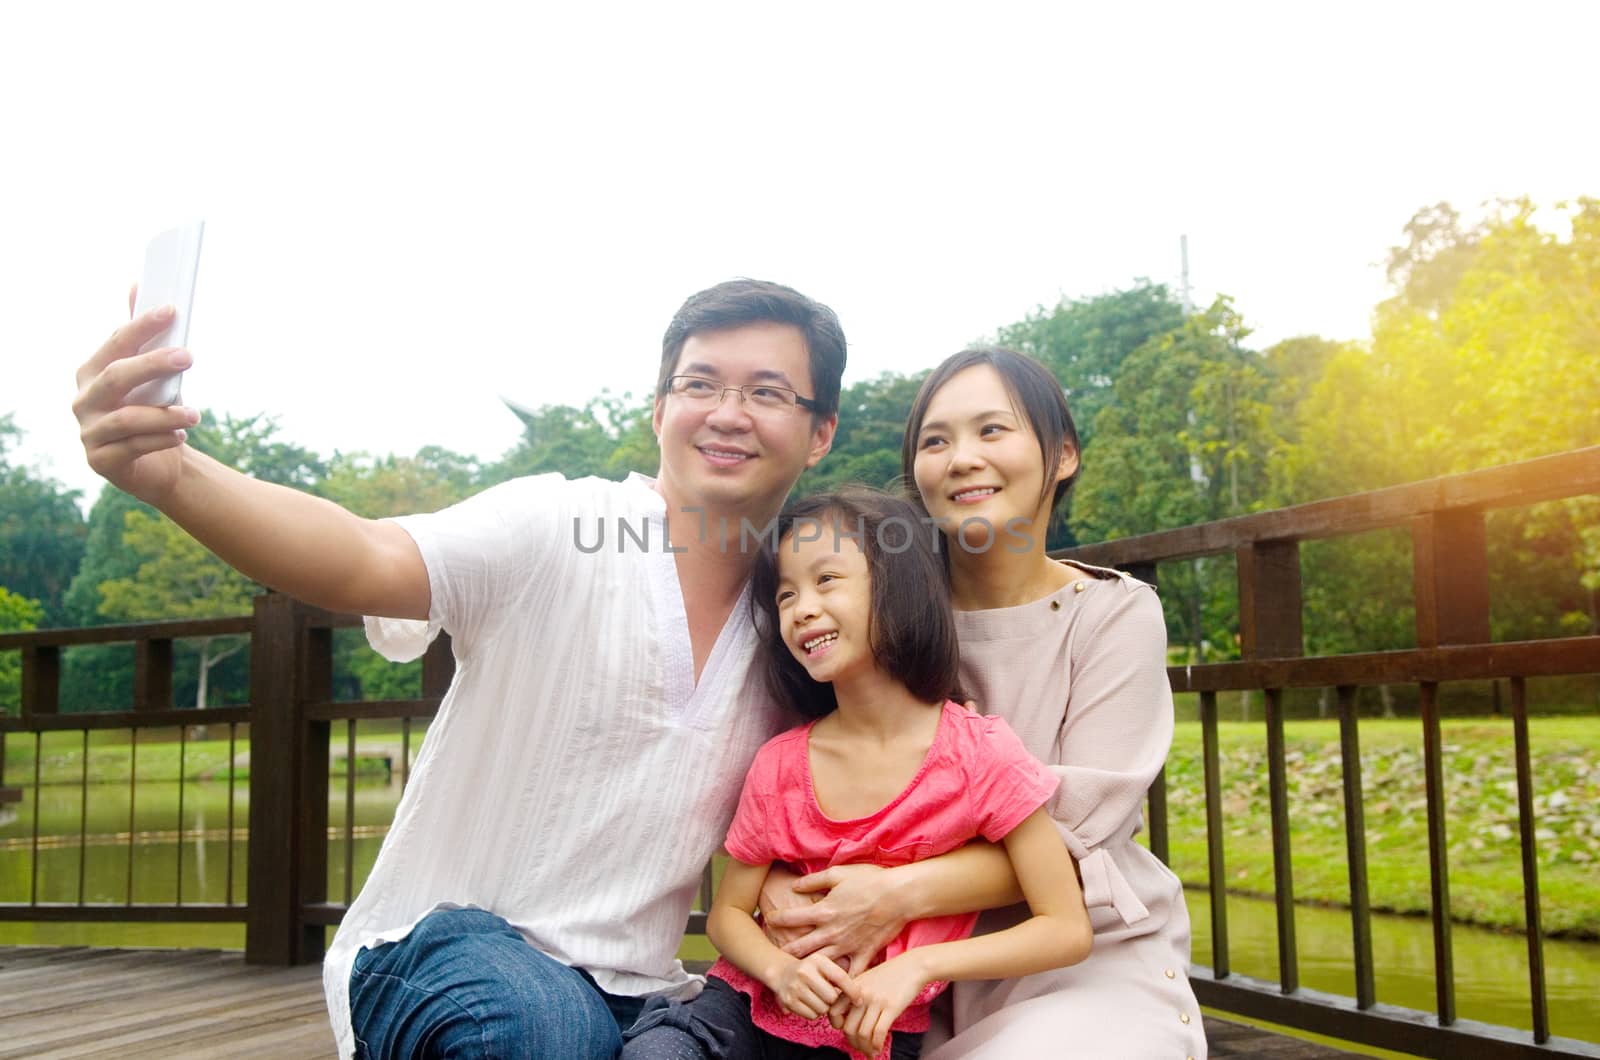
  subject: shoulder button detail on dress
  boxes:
[1050,600,1061,611]
[1073,580,1086,593]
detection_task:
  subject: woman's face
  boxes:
[911,364,1075,554]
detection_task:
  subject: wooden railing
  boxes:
[246,598,452,963]
[2,446,1597,1057]
[0,616,254,925]
[1061,445,1600,1059]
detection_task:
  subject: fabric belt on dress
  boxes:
[1056,824,1151,928]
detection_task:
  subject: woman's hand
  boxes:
[763,863,904,973]
[830,952,929,1057]
[757,864,823,952]
[771,951,858,1021]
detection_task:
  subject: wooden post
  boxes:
[8,644,57,801]
[20,645,60,717]
[300,620,332,951]
[1237,540,1303,659]
[0,727,16,806]
[133,639,173,712]
[245,593,329,965]
[421,632,455,698]
[1120,561,1158,588]
[1412,509,1490,647]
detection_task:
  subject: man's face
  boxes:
[653,322,836,521]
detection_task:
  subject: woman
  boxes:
[900,346,1204,1058]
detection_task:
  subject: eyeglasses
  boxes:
[665,375,818,413]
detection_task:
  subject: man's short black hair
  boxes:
[658,279,847,418]
[751,486,963,719]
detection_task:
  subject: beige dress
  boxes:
[922,563,1207,1060]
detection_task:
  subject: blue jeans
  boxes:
[350,907,647,1059]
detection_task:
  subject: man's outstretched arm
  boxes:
[74,304,430,620]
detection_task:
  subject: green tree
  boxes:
[993,283,1189,546]
[55,486,152,712]
[487,392,658,485]
[61,410,315,627]
[96,512,258,709]
[1072,297,1277,661]
[319,446,482,518]
[0,587,43,714]
[1382,200,1483,317]
[1074,297,1272,538]
[1262,336,1347,444]
[0,415,88,624]
[1284,199,1599,491]
[63,487,154,625]
[996,281,1186,450]
[1277,199,1600,641]
[62,411,332,709]
[796,371,927,497]
[317,445,483,700]
[187,411,328,487]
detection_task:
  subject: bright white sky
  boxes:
[4,1,1596,509]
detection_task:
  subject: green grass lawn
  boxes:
[1161,715,1599,938]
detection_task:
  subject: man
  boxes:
[74,280,841,1058]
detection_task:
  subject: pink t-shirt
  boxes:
[710,700,1058,1059]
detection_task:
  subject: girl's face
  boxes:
[774,525,876,688]
[911,364,1076,553]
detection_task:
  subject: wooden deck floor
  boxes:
[0,946,1362,1058]
[0,946,330,1058]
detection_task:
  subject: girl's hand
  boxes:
[831,953,928,1057]
[772,951,858,1021]
[766,863,904,972]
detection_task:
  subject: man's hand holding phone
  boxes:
[73,222,207,505]
[124,221,203,407]
[74,300,202,506]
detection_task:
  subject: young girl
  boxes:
[622,487,1092,1060]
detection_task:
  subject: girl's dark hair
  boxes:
[900,346,1080,516]
[750,486,963,719]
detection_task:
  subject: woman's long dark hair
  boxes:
[750,486,964,719]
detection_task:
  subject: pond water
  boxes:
[2,779,1596,1048]
[1186,889,1600,1046]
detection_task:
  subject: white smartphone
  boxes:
[125,221,206,407]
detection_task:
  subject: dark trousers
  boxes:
[621,976,923,1060]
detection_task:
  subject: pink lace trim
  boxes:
[708,957,940,1060]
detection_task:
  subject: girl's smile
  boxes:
[800,630,839,655]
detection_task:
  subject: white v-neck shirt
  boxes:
[322,472,786,1059]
